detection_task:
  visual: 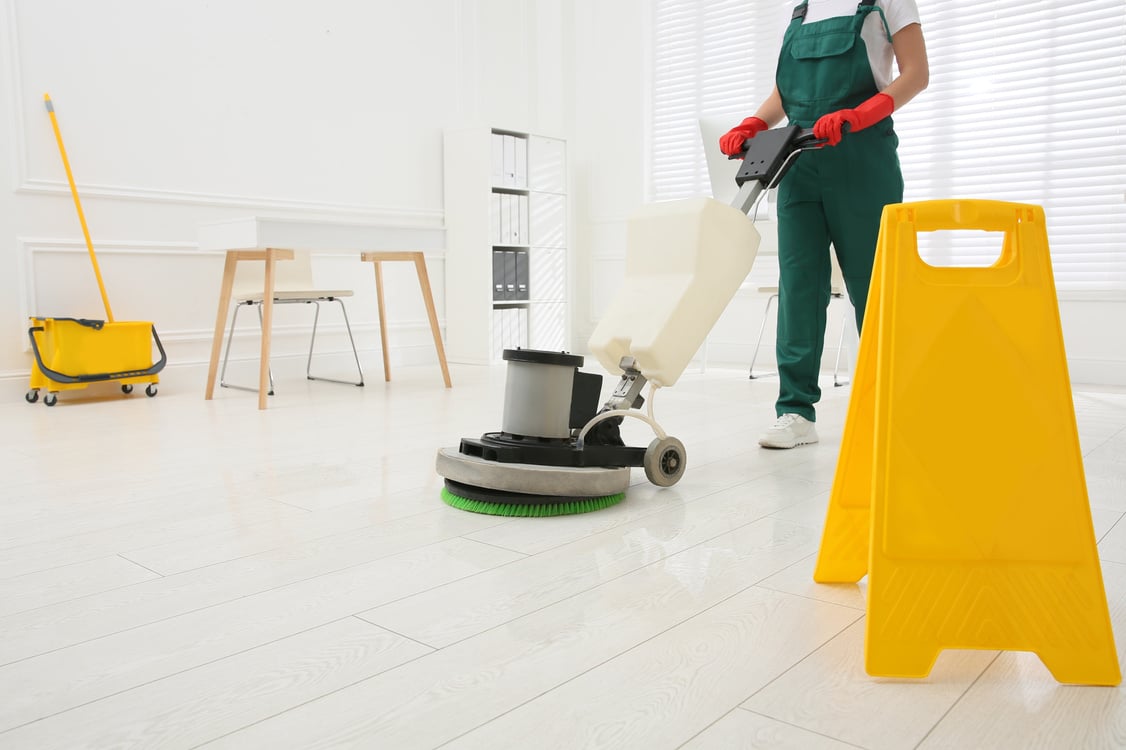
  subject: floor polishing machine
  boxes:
[436,126,824,515]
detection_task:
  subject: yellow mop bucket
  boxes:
[25,95,167,407]
[27,318,166,405]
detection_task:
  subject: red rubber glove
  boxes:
[813,93,895,146]
[719,116,769,156]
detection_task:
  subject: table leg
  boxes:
[205,251,239,400]
[373,261,391,382]
[258,248,280,410]
[413,252,452,388]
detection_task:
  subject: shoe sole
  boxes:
[758,433,819,450]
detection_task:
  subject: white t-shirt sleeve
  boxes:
[866,0,922,90]
[881,0,921,37]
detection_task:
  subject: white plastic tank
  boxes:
[588,197,760,387]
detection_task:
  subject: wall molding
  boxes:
[19,237,444,261]
[17,177,446,223]
[18,236,446,351]
[18,237,205,331]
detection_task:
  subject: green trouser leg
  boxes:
[775,125,903,421]
[775,154,833,423]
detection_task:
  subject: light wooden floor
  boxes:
[2,359,1125,750]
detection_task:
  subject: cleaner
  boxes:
[437,126,824,516]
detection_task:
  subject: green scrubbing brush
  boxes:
[441,480,625,517]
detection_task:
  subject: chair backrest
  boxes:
[231,249,316,296]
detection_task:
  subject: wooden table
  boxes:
[198,217,447,410]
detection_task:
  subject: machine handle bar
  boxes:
[727,127,825,160]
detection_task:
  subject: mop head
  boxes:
[441,480,625,517]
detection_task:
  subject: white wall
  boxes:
[4,0,1124,390]
[565,0,649,353]
[0,0,568,384]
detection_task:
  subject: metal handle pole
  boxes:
[44,93,114,322]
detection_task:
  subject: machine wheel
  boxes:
[644,436,686,487]
[121,384,134,394]
[25,390,39,404]
[145,384,158,397]
[44,393,58,407]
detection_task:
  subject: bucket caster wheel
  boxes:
[145,384,158,397]
[25,389,39,404]
[121,384,134,394]
[44,393,58,407]
[644,436,686,487]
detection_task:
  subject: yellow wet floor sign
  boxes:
[815,200,1120,685]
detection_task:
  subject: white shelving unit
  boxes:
[443,127,569,364]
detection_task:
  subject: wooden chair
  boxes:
[219,250,364,395]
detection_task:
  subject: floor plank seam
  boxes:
[117,553,168,578]
[342,550,533,619]
[458,536,530,557]
[0,505,299,576]
[430,561,862,747]
[737,609,865,707]
[258,498,316,514]
[427,516,825,654]
[736,707,872,750]
[1098,514,1126,546]
[181,642,442,749]
[673,707,739,750]
[351,614,440,652]
[909,651,1002,750]
[0,615,363,737]
[493,475,822,560]
[0,557,168,620]
[115,507,512,576]
[752,553,869,613]
[0,536,507,669]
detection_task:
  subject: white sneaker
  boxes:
[758,413,819,449]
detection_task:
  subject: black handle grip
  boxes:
[727,126,825,160]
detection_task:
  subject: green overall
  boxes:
[773,0,903,421]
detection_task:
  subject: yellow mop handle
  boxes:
[44,93,114,322]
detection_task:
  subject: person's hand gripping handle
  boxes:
[812,92,895,146]
[719,116,769,158]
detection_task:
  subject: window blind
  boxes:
[650,0,1126,292]
[650,0,789,202]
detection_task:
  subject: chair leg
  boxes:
[220,302,274,395]
[749,294,778,380]
[833,310,850,387]
[218,301,242,389]
[339,299,365,386]
[305,300,321,381]
[306,298,365,386]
